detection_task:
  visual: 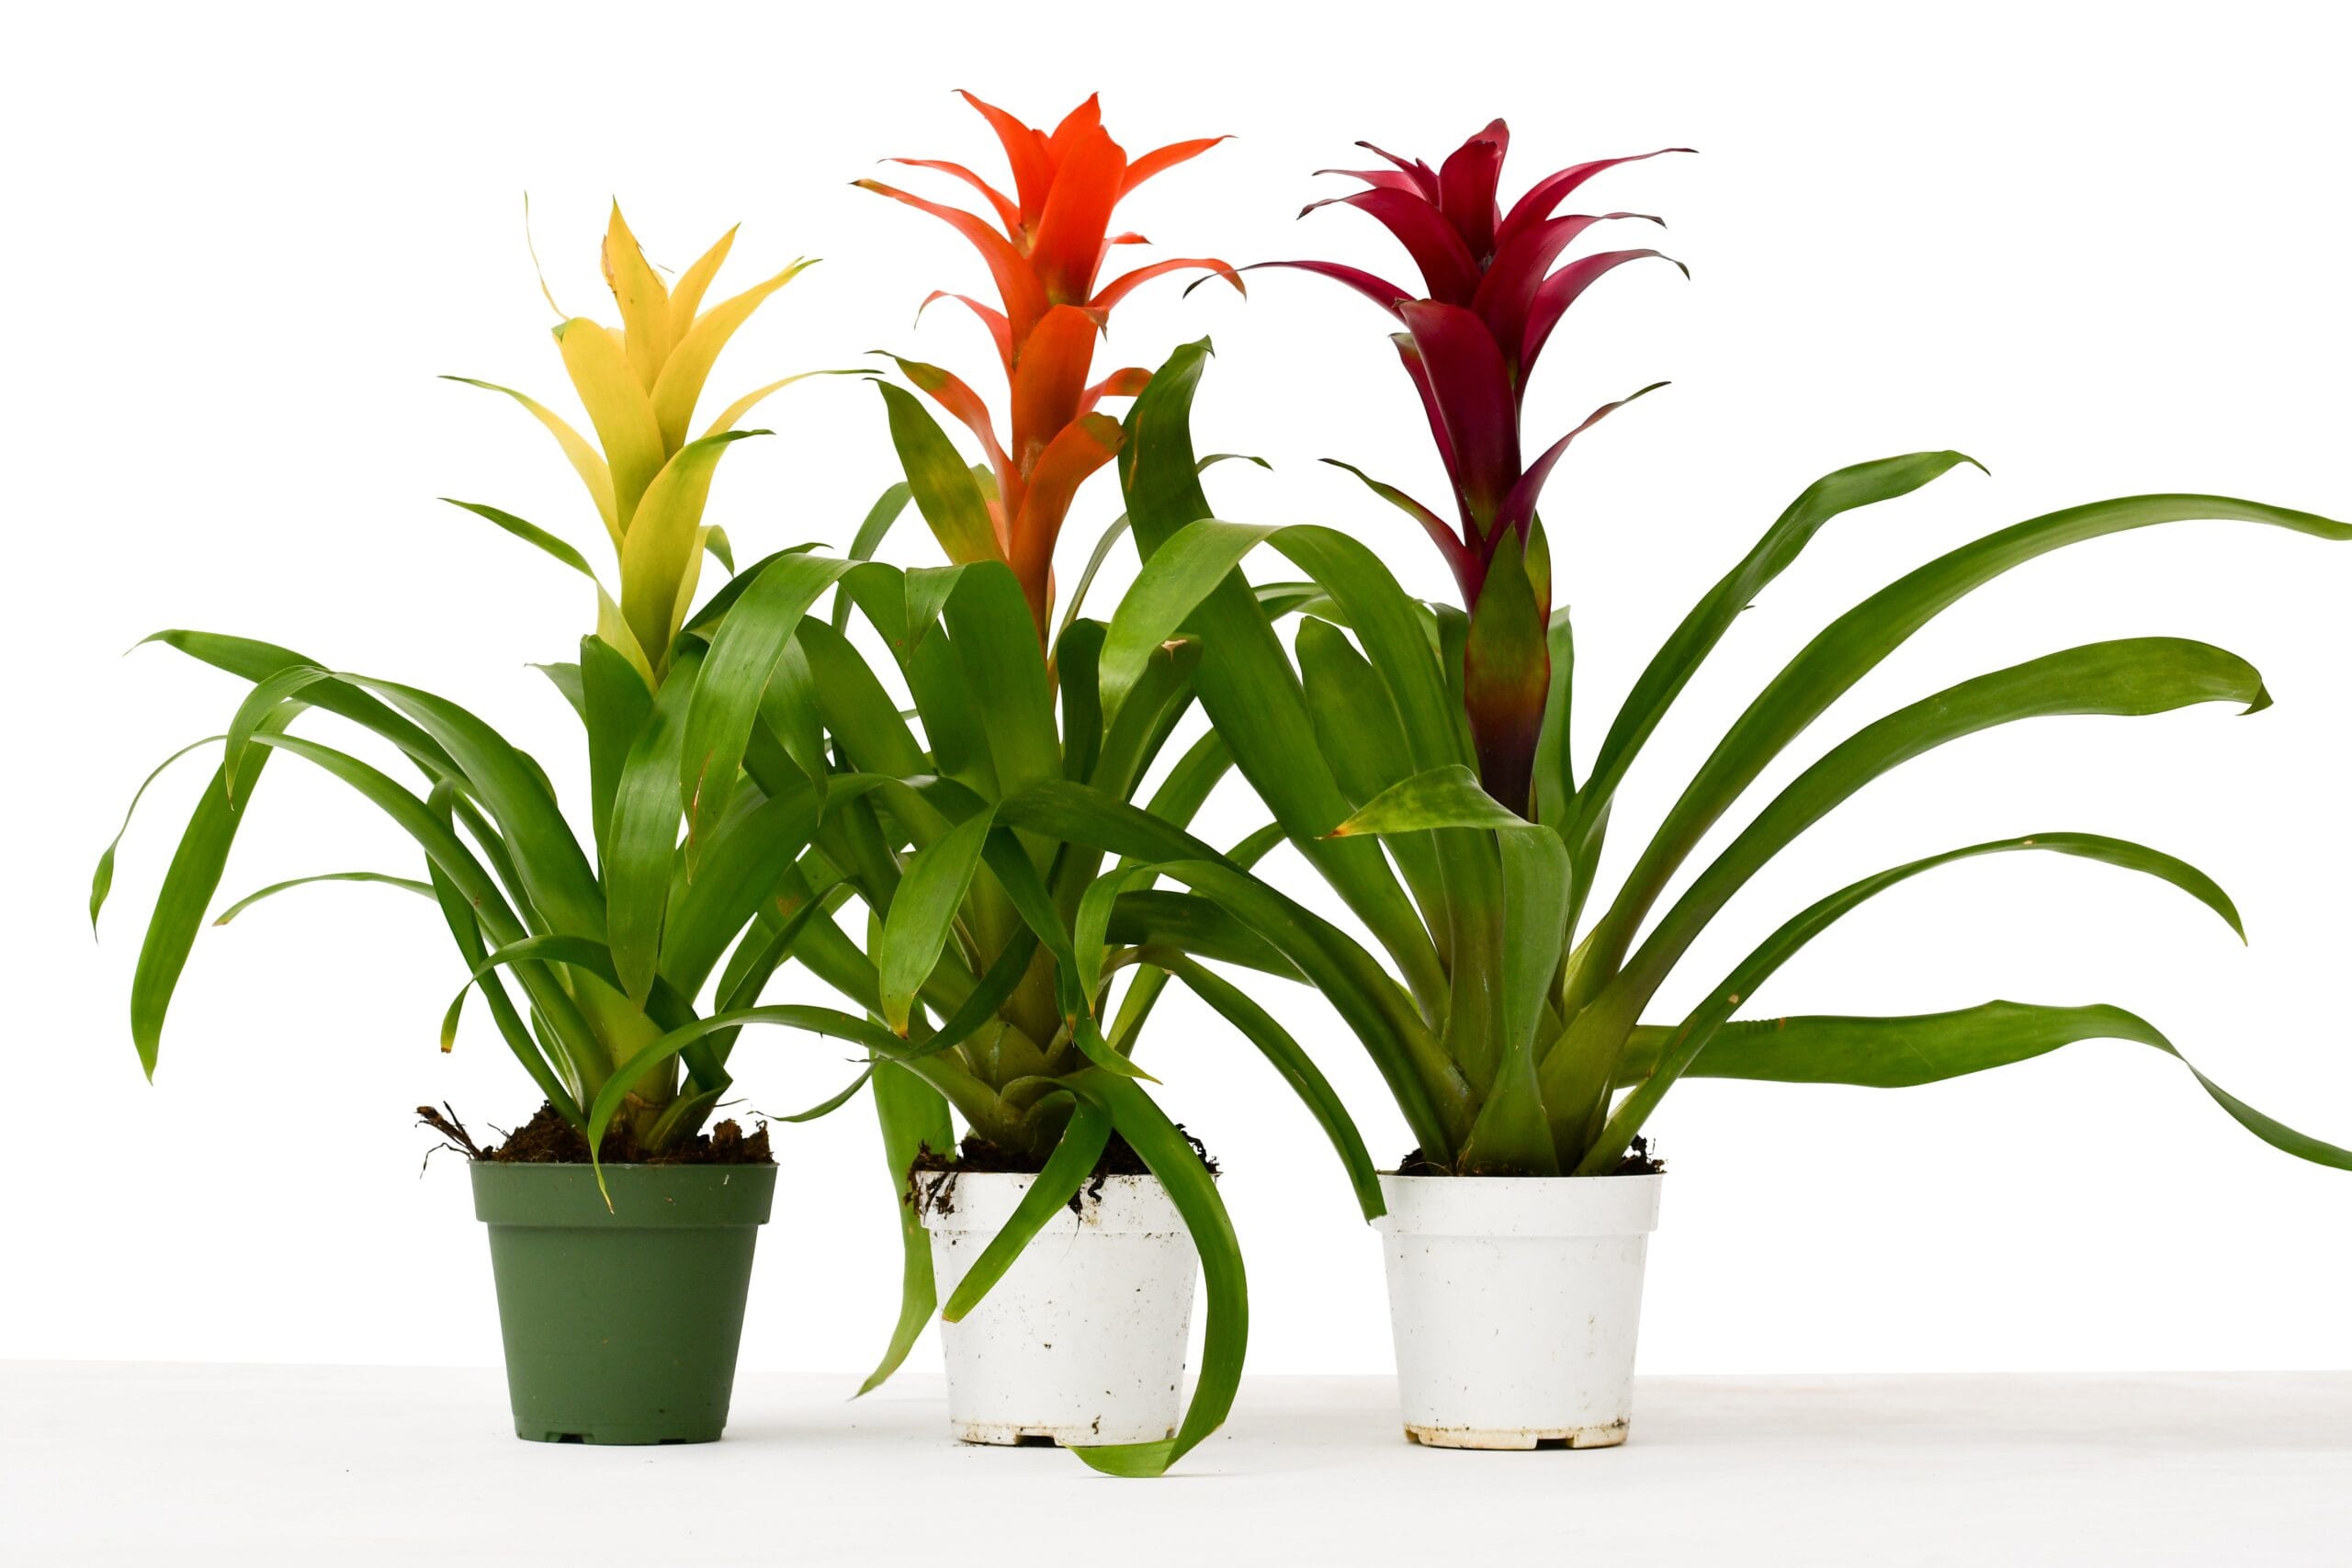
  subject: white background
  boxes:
[8,0,2347,1383]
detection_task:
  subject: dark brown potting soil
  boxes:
[417,1101,774,1166]
[1396,1134,1664,1178]
[908,1127,1218,1216]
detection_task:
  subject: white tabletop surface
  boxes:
[6,1363,2346,1564]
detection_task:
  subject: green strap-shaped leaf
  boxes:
[139,629,454,777]
[580,635,653,870]
[1067,1069,1246,1478]
[1457,824,1570,1175]
[944,563,1060,801]
[1331,763,1566,1173]
[677,550,855,861]
[877,808,996,1034]
[344,673,606,939]
[1123,732,1233,865]
[617,428,770,660]
[1117,343,1445,1014]
[903,564,964,652]
[1296,619,1450,957]
[1564,451,1984,891]
[438,933,623,1054]
[1333,762,1529,836]
[423,782,585,1122]
[1620,995,2352,1174]
[1106,890,1303,978]
[703,526,735,574]
[212,871,435,926]
[1548,638,2270,1130]
[842,560,1000,799]
[442,498,601,581]
[798,619,928,777]
[1331,760,1515,1073]
[939,1093,1115,1321]
[707,861,854,1069]
[1067,1016,1156,1080]
[1296,618,1412,809]
[1159,953,1384,1220]
[771,1066,874,1123]
[1098,520,1277,719]
[1170,521,1502,1085]
[1581,492,2352,1008]
[1000,777,1465,1150]
[1625,638,2262,1018]
[532,660,586,721]
[1111,519,1464,779]
[605,644,705,1004]
[221,665,329,804]
[876,382,999,565]
[1057,515,1134,643]
[1058,618,1106,784]
[831,481,916,634]
[127,710,293,1077]
[91,735,223,932]
[1533,609,1576,829]
[1073,864,1159,1014]
[1611,998,2352,1179]
[246,733,611,1097]
[583,1004,1000,1201]
[1089,637,1203,809]
[682,542,823,633]
[858,1058,955,1394]
[1107,964,1172,1054]
[1617,1000,2168,1085]
[908,927,1042,1069]
[659,780,822,997]
[1058,458,1267,644]
[1592,829,2235,1165]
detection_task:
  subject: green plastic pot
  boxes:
[469,1159,777,1444]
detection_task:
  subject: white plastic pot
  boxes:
[1375,1172,1664,1450]
[916,1170,1198,1447]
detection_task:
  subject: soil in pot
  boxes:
[1393,1134,1664,1178]
[420,1100,774,1166]
[907,1128,1216,1217]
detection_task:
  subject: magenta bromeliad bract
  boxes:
[1262,123,1687,817]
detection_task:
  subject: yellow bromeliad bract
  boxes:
[447,205,819,682]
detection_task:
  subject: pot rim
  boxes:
[1374,1169,1662,1238]
[470,1157,776,1228]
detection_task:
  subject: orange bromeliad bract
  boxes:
[859,92,1240,632]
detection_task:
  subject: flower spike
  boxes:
[1269,122,1688,815]
[865,93,1236,633]
[450,208,817,682]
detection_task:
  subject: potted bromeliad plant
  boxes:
[95,207,853,1444]
[1065,121,2352,1450]
[684,89,1378,1472]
